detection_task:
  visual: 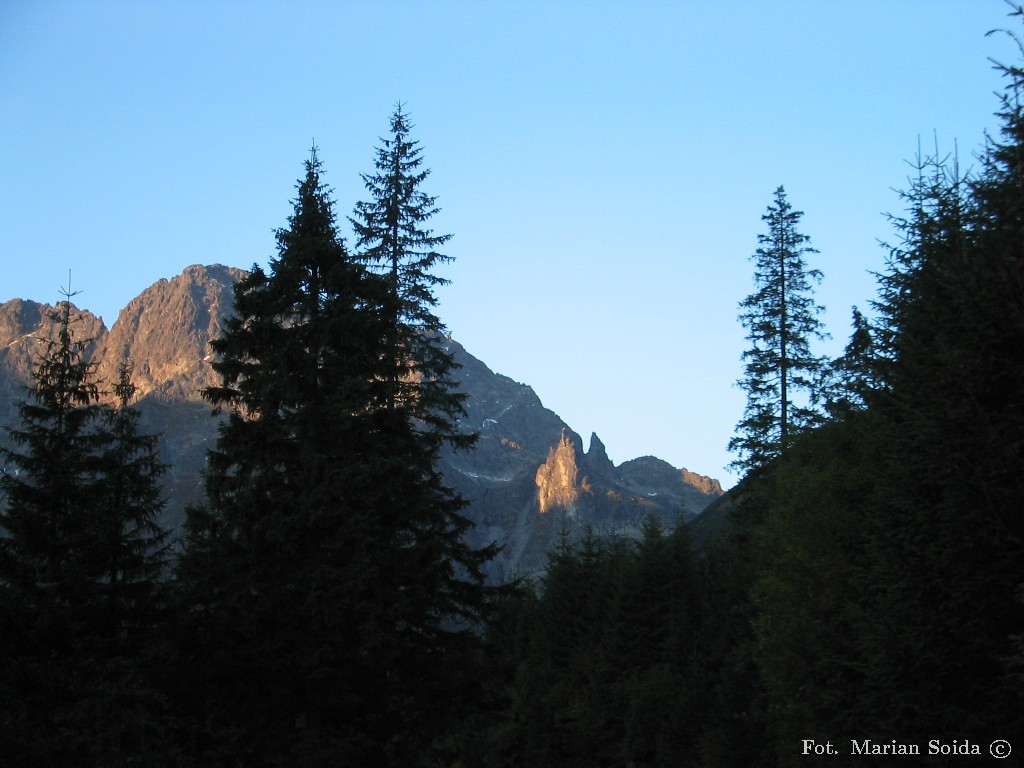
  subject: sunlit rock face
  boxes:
[93,264,246,403]
[536,430,585,516]
[446,399,724,580]
[0,264,724,581]
[0,299,106,385]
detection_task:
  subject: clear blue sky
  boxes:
[1,1,1017,486]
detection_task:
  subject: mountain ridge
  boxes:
[0,264,723,579]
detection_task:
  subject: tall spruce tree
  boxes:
[350,103,469,447]
[175,148,492,767]
[872,142,968,386]
[0,294,103,612]
[729,186,828,473]
[0,295,171,766]
[349,109,497,758]
[0,293,104,765]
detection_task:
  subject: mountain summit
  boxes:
[0,265,722,579]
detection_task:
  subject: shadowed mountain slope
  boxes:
[0,265,722,579]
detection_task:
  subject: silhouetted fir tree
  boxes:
[871,142,967,387]
[175,147,492,767]
[730,186,828,473]
[547,532,622,767]
[349,107,498,760]
[0,295,172,766]
[474,530,606,768]
[0,292,104,765]
[350,103,470,447]
[0,295,104,597]
[351,105,496,761]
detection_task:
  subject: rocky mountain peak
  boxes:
[0,298,46,343]
[2,264,725,580]
[585,432,615,476]
[94,264,245,403]
[0,299,106,395]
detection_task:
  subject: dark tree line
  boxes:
[461,521,705,768]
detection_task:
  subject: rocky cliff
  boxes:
[92,264,247,403]
[0,265,723,580]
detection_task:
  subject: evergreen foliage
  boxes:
[350,103,470,449]
[715,15,1024,761]
[730,186,829,472]
[872,143,970,389]
[865,50,1024,739]
[472,524,706,768]
[174,146,493,767]
[826,305,879,413]
[94,361,169,628]
[1,295,104,610]
[0,295,171,766]
[351,103,452,331]
[746,416,885,763]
